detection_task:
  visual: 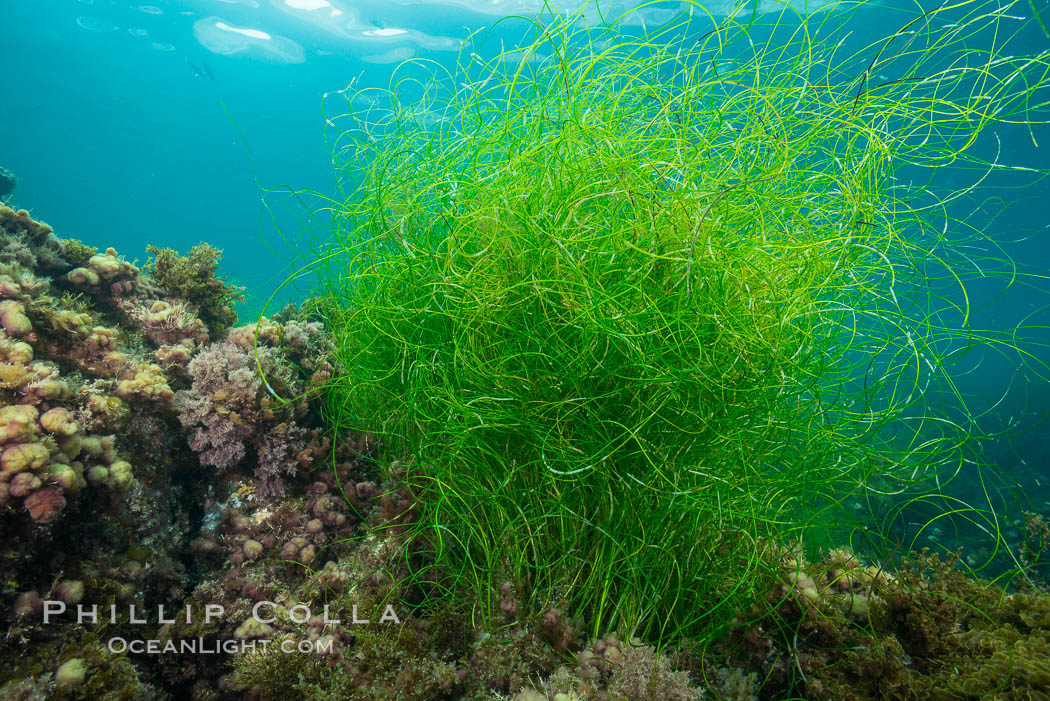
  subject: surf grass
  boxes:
[304,0,1050,645]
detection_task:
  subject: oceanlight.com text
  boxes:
[106,637,335,655]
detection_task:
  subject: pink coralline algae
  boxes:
[0,314,134,523]
[117,298,210,373]
[175,317,333,496]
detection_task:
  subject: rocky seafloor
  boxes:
[2,196,1050,700]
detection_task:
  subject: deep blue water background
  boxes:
[1,0,510,310]
[2,0,1049,553]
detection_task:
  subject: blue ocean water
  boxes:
[2,0,1048,526]
[2,0,510,310]
[1,0,852,311]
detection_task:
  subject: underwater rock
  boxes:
[700,542,1050,700]
[0,205,353,697]
[0,206,68,273]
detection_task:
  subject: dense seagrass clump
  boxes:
[308,0,1050,645]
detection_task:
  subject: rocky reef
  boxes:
[0,204,359,699]
[2,203,1050,701]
